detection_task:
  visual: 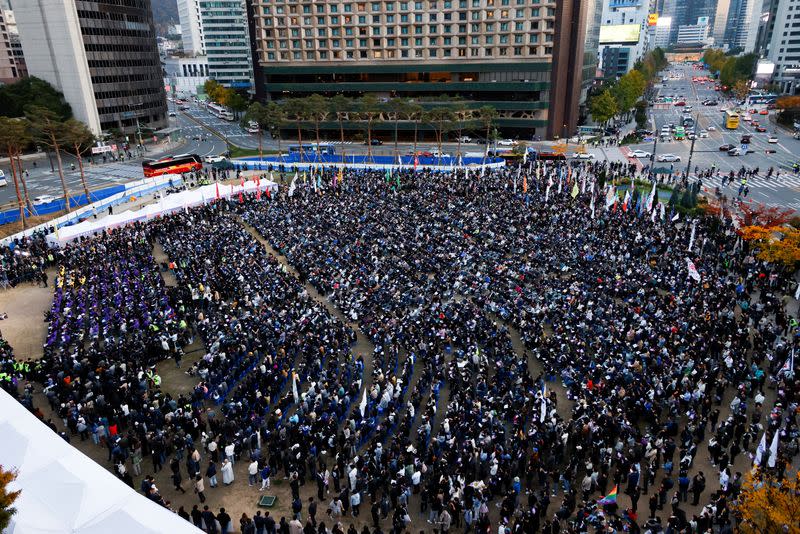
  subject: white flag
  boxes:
[686,258,701,282]
[647,181,657,212]
[545,174,553,204]
[768,430,780,468]
[754,432,767,467]
[781,348,795,377]
[359,388,368,417]
[288,172,298,197]
[292,372,299,404]
[660,202,666,222]
[688,221,697,252]
[539,385,547,423]
[590,192,596,220]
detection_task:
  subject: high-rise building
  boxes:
[249,0,599,139]
[0,7,25,84]
[598,0,652,79]
[722,0,764,51]
[178,0,205,56]
[765,0,800,93]
[14,0,167,135]
[200,0,253,90]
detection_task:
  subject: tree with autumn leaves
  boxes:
[733,469,800,533]
[0,465,20,531]
[736,202,800,269]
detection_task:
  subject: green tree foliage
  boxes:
[613,70,647,113]
[0,77,72,120]
[0,466,21,532]
[203,79,224,103]
[704,50,757,91]
[226,92,248,118]
[589,90,619,125]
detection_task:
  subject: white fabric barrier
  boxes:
[0,175,183,247]
[54,179,278,244]
[0,388,203,534]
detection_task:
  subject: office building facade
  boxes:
[200,0,253,89]
[598,0,651,79]
[249,0,597,138]
[766,0,800,93]
[163,54,209,97]
[0,7,24,84]
[15,0,167,135]
[178,0,205,56]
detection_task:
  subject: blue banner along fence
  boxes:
[0,185,126,226]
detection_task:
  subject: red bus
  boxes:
[142,154,203,177]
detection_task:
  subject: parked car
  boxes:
[657,154,681,162]
[204,155,227,163]
[570,152,594,160]
[768,136,779,144]
[630,150,651,158]
[0,169,6,187]
[719,144,735,151]
[458,136,472,143]
[33,195,57,205]
[365,139,383,145]
[497,139,517,147]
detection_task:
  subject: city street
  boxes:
[0,112,227,210]
[625,63,800,209]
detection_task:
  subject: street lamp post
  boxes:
[684,112,699,181]
[648,113,658,181]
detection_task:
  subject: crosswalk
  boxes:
[720,173,800,191]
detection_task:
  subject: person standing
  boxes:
[249,459,259,486]
[691,472,706,506]
[191,504,203,529]
[194,475,206,503]
[261,464,271,491]
[221,458,235,485]
[207,460,218,488]
[217,507,232,534]
[202,505,218,533]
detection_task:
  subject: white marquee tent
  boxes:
[52,179,278,245]
[0,389,203,534]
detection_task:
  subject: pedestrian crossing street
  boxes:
[727,173,800,192]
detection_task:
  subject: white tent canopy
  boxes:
[0,389,203,534]
[53,179,278,244]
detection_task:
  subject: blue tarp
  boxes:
[0,185,126,225]
[232,152,504,169]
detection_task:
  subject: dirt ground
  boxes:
[0,275,53,359]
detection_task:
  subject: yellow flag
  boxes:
[571,181,579,198]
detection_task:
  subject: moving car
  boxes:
[168,111,177,117]
[630,150,651,158]
[33,194,57,205]
[759,109,769,115]
[741,135,752,143]
[204,155,227,163]
[699,130,709,138]
[728,147,747,156]
[707,126,717,131]
[657,154,681,162]
[674,101,686,106]
[570,152,594,160]
[719,144,735,151]
[497,139,518,147]
[768,136,779,144]
[364,139,383,145]
[755,126,767,133]
[703,100,719,106]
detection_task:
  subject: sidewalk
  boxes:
[0,138,187,167]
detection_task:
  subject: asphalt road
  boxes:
[622,62,800,209]
[0,112,227,210]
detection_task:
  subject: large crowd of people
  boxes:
[1,159,798,534]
